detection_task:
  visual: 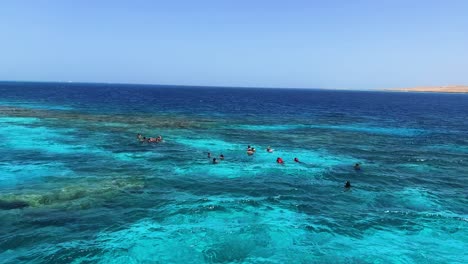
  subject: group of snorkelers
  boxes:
[136,132,357,189]
[276,157,301,164]
[213,145,358,189]
[135,135,359,189]
[208,152,224,164]
[137,133,163,143]
[249,145,275,155]
[247,145,257,155]
[345,163,361,190]
[344,163,361,189]
[271,147,360,189]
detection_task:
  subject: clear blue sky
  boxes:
[1,0,467,89]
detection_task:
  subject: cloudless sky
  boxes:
[0,0,467,89]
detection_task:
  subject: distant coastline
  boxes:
[384,85,468,94]
[2,80,468,93]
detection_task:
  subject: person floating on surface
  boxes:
[354,163,361,170]
[294,157,300,163]
[345,181,351,188]
[277,157,284,164]
[266,146,274,153]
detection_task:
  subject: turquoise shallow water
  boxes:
[0,82,467,263]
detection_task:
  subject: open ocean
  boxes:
[0,82,466,263]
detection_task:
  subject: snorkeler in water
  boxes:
[294,157,300,163]
[354,163,361,170]
[276,157,284,164]
[345,181,351,188]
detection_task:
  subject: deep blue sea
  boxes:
[0,82,467,263]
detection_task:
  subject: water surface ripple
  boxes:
[0,82,467,263]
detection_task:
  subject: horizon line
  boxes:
[0,79,372,91]
[2,80,466,93]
